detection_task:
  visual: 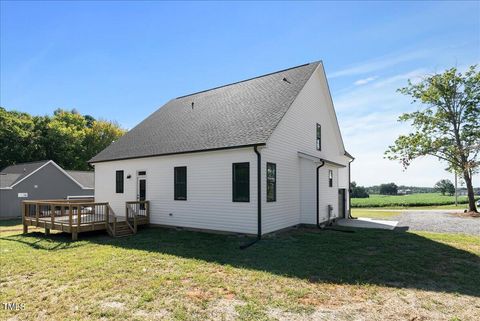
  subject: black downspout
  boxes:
[240,145,261,249]
[316,160,325,228]
[348,158,355,219]
[254,145,262,238]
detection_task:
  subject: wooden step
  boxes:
[114,230,134,237]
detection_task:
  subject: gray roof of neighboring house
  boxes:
[65,170,94,189]
[0,160,50,187]
[0,173,22,188]
[89,61,321,163]
[0,160,94,189]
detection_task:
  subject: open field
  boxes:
[352,193,477,208]
[1,220,480,320]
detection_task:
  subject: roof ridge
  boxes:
[176,61,319,100]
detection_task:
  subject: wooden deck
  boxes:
[22,199,149,240]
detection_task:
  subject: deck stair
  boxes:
[113,220,135,237]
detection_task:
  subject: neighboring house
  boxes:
[90,61,354,236]
[0,160,94,219]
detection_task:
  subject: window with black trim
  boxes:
[232,162,249,202]
[266,162,276,202]
[316,123,322,151]
[174,166,187,200]
[115,170,124,193]
[328,169,333,187]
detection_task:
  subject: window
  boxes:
[266,162,276,202]
[174,166,187,200]
[138,171,146,176]
[328,170,333,188]
[115,170,124,193]
[232,162,250,202]
[316,123,322,151]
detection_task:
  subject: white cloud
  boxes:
[354,76,378,86]
[371,68,427,88]
[329,49,430,78]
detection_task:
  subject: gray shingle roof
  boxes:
[0,160,50,187]
[89,62,320,163]
[66,170,94,189]
[0,160,94,189]
[0,173,22,188]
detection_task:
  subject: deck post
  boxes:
[35,203,39,226]
[72,231,78,241]
[146,201,150,222]
[22,203,28,234]
[105,204,109,226]
[51,204,55,228]
[69,205,72,231]
[45,228,50,235]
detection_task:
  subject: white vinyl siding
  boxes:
[94,147,257,234]
[261,64,349,232]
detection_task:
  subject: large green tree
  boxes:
[385,66,479,212]
[434,179,455,196]
[0,108,125,171]
[0,108,40,168]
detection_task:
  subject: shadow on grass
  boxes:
[0,218,23,227]
[3,220,480,297]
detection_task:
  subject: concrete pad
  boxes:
[337,218,398,230]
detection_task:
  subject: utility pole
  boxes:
[454,172,458,207]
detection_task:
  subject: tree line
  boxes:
[0,107,126,171]
[351,180,479,198]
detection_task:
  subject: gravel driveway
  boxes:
[394,210,480,235]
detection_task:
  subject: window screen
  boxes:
[266,163,276,202]
[233,163,250,202]
[174,166,187,200]
[116,170,124,193]
[316,123,322,151]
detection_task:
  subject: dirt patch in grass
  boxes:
[450,211,480,218]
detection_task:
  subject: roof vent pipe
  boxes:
[191,102,194,110]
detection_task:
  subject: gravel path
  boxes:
[395,210,480,235]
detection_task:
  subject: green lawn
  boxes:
[352,193,476,208]
[1,220,479,320]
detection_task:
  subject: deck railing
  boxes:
[23,200,109,240]
[105,204,117,237]
[22,199,149,240]
[126,201,150,233]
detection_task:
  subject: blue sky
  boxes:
[1,1,479,186]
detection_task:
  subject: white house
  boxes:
[90,61,354,236]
